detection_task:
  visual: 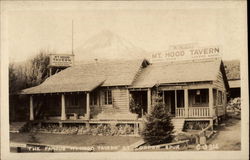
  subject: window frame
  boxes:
[90,92,98,106]
[104,90,112,105]
[217,90,223,105]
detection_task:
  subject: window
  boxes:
[71,97,78,105]
[218,91,222,105]
[194,89,208,104]
[68,95,79,107]
[177,90,184,108]
[90,92,98,105]
[104,90,112,105]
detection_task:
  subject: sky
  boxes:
[2,1,247,62]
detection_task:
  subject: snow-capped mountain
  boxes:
[74,30,149,61]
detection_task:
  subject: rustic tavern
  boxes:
[21,58,229,133]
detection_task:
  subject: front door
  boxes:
[165,91,176,115]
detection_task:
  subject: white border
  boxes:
[1,1,248,160]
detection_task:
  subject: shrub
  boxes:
[142,95,174,145]
[129,95,143,116]
[184,121,209,130]
[227,97,241,112]
[30,122,136,136]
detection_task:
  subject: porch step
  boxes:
[171,119,185,133]
[9,122,27,133]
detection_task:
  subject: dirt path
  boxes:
[207,118,241,150]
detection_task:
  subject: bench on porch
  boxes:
[67,113,79,120]
[43,113,79,120]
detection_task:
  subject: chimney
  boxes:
[94,58,98,63]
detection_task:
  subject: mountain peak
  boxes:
[75,30,149,61]
[98,29,115,37]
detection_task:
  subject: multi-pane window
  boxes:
[104,90,112,105]
[218,91,222,105]
[194,89,208,104]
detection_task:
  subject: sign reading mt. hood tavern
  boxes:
[151,46,222,63]
[49,54,74,67]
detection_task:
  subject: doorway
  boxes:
[163,90,185,115]
[164,91,175,115]
[129,91,148,117]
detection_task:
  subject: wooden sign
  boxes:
[49,54,74,67]
[150,46,222,63]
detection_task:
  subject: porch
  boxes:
[159,86,226,118]
[175,107,210,118]
[129,87,217,118]
[28,87,138,122]
[28,86,225,121]
[161,88,214,118]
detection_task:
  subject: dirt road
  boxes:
[207,118,241,150]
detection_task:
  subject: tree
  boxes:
[9,49,51,94]
[129,94,143,117]
[9,49,52,121]
[25,50,50,87]
[142,95,174,145]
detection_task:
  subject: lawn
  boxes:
[10,132,142,148]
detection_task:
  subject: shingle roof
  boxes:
[21,58,228,94]
[21,59,147,94]
[131,59,223,88]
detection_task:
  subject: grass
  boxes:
[10,132,142,147]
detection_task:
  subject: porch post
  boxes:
[174,90,177,114]
[91,93,94,106]
[99,91,103,106]
[147,88,151,114]
[97,92,100,106]
[162,91,165,105]
[209,87,214,117]
[61,94,66,120]
[216,89,219,117]
[29,95,34,121]
[184,89,189,117]
[127,89,130,112]
[86,92,90,120]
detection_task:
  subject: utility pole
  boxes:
[72,20,74,56]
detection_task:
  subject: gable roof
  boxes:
[131,59,228,89]
[21,59,148,94]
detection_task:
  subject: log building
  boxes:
[21,58,229,132]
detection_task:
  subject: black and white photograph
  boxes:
[0,1,248,160]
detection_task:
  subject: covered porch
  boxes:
[28,87,137,121]
[159,85,225,119]
[128,86,219,119]
[28,91,92,121]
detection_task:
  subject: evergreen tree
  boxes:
[142,95,174,145]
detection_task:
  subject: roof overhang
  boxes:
[20,80,105,95]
